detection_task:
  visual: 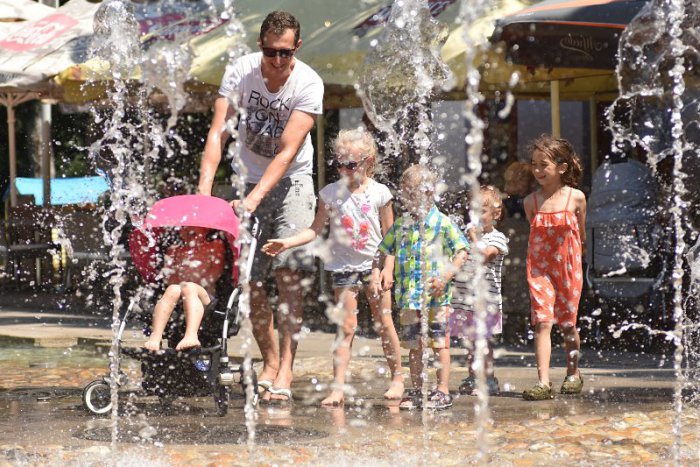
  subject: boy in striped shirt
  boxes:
[450,185,509,396]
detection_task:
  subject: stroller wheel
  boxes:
[215,386,230,417]
[83,379,113,415]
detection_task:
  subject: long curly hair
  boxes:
[527,134,583,188]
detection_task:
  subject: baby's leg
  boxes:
[322,287,359,407]
[175,282,210,351]
[144,284,182,351]
[367,288,404,399]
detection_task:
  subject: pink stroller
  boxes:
[82,195,259,416]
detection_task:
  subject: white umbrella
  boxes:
[0,0,97,92]
[0,0,99,207]
[0,0,53,23]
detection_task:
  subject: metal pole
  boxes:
[315,113,327,297]
[550,80,561,138]
[8,103,17,207]
[41,102,52,206]
[316,114,326,188]
[589,96,599,175]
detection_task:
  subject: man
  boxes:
[198,11,323,402]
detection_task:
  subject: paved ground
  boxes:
[0,291,698,465]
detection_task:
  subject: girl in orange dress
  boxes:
[522,135,587,401]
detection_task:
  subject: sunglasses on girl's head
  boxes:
[261,47,296,58]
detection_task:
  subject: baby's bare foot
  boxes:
[175,336,200,351]
[143,339,161,352]
[384,379,405,400]
[321,390,345,407]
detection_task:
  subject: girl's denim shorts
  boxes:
[331,270,373,289]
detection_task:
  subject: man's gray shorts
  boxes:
[243,174,316,282]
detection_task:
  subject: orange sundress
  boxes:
[527,188,583,327]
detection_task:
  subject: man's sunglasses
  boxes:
[261,47,296,58]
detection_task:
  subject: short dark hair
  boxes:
[260,11,300,44]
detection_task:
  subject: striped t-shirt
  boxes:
[452,229,509,314]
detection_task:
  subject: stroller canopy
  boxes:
[129,195,240,283]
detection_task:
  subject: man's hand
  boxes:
[230,198,258,214]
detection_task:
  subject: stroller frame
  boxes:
[83,217,259,417]
[584,223,669,348]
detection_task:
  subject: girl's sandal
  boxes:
[257,379,273,394]
[522,382,555,401]
[267,387,293,403]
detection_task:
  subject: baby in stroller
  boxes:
[83,195,257,416]
[143,226,226,352]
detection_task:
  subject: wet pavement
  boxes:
[0,307,698,465]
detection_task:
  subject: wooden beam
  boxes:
[550,80,561,137]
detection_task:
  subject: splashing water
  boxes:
[360,0,454,181]
[609,0,699,462]
[456,0,499,461]
[84,0,258,454]
[88,0,143,454]
[39,0,698,463]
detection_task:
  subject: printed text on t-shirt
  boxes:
[245,90,292,158]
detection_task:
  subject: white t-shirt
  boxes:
[218,52,324,183]
[319,179,393,272]
[452,228,509,315]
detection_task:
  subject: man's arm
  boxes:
[243,109,316,212]
[198,97,234,196]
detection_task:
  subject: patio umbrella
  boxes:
[0,0,55,207]
[491,0,651,69]
[0,0,100,207]
[486,0,651,135]
[57,0,531,106]
[0,0,54,23]
[0,0,97,93]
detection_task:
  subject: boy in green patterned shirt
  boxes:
[378,165,469,410]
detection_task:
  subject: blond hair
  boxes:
[400,164,438,193]
[480,185,504,221]
[333,127,379,177]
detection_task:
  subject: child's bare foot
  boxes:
[175,336,200,351]
[384,379,405,400]
[321,390,345,407]
[143,339,161,352]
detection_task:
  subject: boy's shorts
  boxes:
[241,175,317,282]
[449,307,503,343]
[399,306,451,349]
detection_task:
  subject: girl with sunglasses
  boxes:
[262,128,404,407]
